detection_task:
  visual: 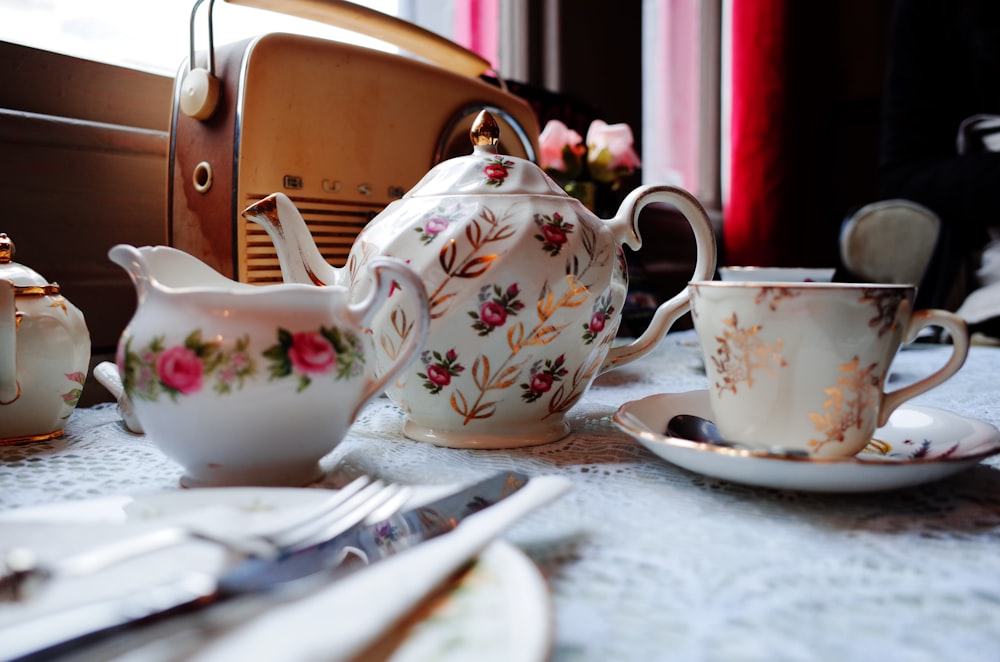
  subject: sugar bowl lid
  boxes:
[406,110,567,198]
[0,233,56,289]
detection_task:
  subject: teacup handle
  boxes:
[879,309,970,427]
[348,257,430,414]
[600,185,718,373]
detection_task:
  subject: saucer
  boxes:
[613,390,1000,492]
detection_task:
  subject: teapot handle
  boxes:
[347,257,430,417]
[0,280,18,404]
[599,185,718,373]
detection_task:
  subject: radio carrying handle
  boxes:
[227,0,492,77]
[181,0,493,119]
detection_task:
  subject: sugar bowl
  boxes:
[0,233,91,443]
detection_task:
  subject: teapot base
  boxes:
[402,417,571,449]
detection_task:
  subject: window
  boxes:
[0,1,402,75]
[641,0,724,213]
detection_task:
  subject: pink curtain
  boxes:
[645,0,701,195]
[453,0,499,71]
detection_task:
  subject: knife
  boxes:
[196,473,573,662]
[0,471,538,661]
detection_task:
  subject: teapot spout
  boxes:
[242,193,346,287]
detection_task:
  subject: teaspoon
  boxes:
[666,414,810,458]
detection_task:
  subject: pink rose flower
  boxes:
[529,373,554,394]
[484,163,509,180]
[586,119,642,184]
[589,311,606,333]
[426,364,452,387]
[479,301,508,327]
[538,119,585,174]
[542,224,568,245]
[424,216,449,234]
[156,346,204,395]
[288,332,336,375]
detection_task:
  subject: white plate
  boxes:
[0,488,552,662]
[614,390,1000,492]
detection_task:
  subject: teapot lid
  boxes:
[0,233,56,289]
[406,110,568,198]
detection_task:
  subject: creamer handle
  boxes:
[0,280,19,404]
[349,257,430,416]
[600,185,718,373]
[225,0,492,77]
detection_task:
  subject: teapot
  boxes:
[0,233,91,443]
[242,110,717,449]
[109,244,428,487]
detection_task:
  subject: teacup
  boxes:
[718,266,835,282]
[689,281,969,458]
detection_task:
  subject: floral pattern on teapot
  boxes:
[121,325,365,401]
[361,200,623,427]
[61,371,86,409]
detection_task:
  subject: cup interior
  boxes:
[717,266,836,283]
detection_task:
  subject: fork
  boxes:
[0,476,409,602]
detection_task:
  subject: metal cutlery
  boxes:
[195,473,573,662]
[0,471,549,661]
[666,414,811,458]
[0,475,406,602]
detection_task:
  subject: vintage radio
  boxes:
[168,0,539,283]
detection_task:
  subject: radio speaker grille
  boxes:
[241,194,385,284]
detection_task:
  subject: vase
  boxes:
[563,180,597,212]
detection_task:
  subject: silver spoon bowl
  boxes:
[666,414,810,458]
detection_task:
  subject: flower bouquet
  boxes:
[538,118,642,213]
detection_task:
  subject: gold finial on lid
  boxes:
[0,234,12,264]
[471,110,500,149]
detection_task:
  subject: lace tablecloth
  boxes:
[3,331,1000,661]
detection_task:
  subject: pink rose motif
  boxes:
[589,311,606,334]
[479,301,508,327]
[484,163,508,180]
[530,373,554,394]
[156,346,204,395]
[425,217,449,234]
[542,224,568,245]
[426,364,452,387]
[288,332,336,375]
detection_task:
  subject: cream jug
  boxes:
[110,244,429,486]
[243,110,717,448]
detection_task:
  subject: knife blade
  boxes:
[0,471,532,661]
